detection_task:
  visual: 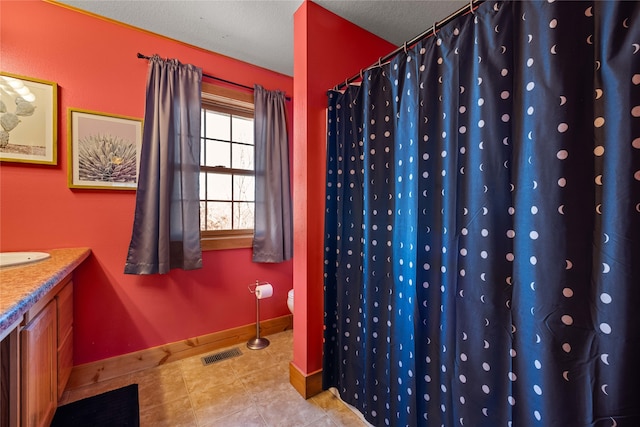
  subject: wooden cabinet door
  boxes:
[1,328,20,427]
[21,301,57,427]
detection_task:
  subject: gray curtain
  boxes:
[252,85,292,263]
[125,55,203,274]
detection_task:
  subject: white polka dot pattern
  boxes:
[323,1,640,426]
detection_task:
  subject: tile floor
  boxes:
[58,330,371,427]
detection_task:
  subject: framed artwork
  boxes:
[0,72,58,165]
[68,108,143,190]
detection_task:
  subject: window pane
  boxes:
[232,143,254,170]
[234,175,254,201]
[206,202,232,230]
[234,202,254,229]
[200,98,256,234]
[232,116,253,144]
[205,110,230,140]
[199,201,206,230]
[199,172,206,200]
[205,140,230,168]
[206,173,232,200]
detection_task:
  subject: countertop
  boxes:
[0,247,91,336]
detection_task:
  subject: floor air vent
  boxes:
[201,347,242,366]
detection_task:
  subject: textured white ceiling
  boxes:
[56,0,469,76]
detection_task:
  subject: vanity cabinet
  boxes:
[0,248,88,427]
[21,300,56,427]
[20,277,74,427]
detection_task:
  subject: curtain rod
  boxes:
[332,0,485,91]
[136,53,291,101]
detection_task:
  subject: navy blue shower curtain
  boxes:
[323,1,640,426]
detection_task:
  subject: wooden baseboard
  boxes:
[289,362,323,399]
[66,314,293,390]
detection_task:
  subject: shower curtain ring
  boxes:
[345,78,349,88]
[360,69,364,80]
[432,22,438,37]
[403,41,408,54]
[470,0,475,14]
[378,57,382,67]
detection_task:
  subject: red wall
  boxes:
[0,1,293,364]
[292,1,395,374]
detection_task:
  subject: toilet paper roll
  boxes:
[255,283,273,299]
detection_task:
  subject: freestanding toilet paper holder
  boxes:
[247,281,271,350]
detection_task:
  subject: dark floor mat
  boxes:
[50,383,139,427]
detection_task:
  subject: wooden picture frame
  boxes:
[68,108,142,190]
[0,72,58,165]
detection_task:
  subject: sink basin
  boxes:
[0,252,51,268]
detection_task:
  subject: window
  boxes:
[199,83,254,250]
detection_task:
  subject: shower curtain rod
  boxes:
[136,53,291,100]
[332,0,485,91]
